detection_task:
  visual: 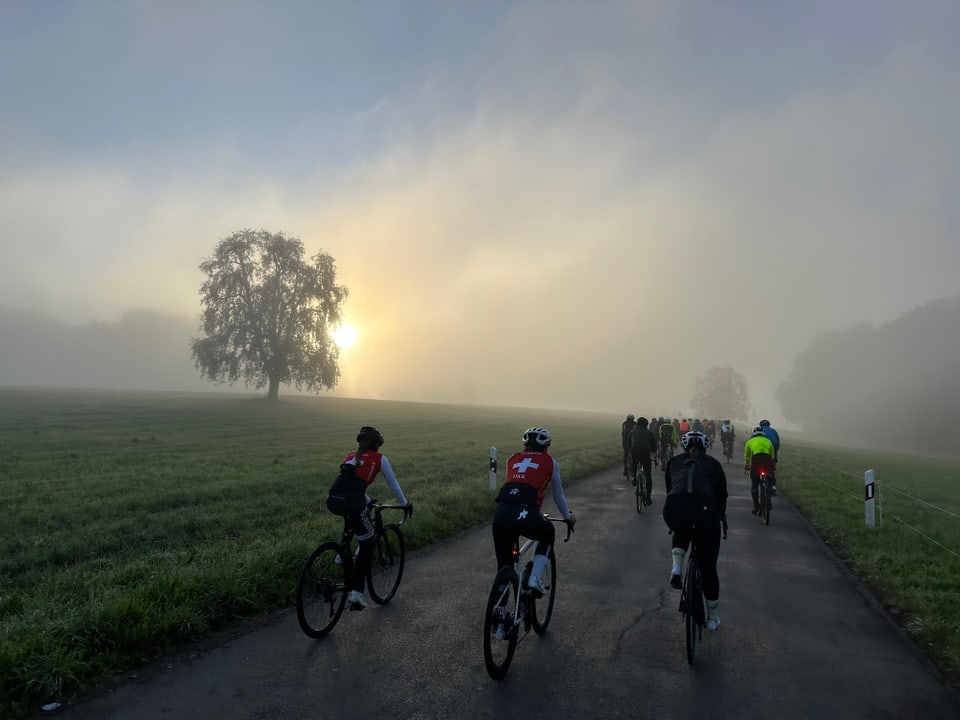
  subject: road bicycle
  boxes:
[721,436,734,463]
[296,501,409,638]
[632,463,650,514]
[677,519,725,665]
[483,517,573,680]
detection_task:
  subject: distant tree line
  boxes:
[776,295,960,454]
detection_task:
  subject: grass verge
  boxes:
[778,439,960,689]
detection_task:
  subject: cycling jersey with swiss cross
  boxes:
[343,450,383,487]
[505,451,553,507]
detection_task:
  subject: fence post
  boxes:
[864,469,876,527]
[489,447,497,490]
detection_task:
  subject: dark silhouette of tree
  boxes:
[190,229,348,400]
[691,366,749,422]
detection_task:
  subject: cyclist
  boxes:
[719,419,735,457]
[705,419,717,446]
[493,427,576,594]
[744,426,777,514]
[659,419,679,465]
[621,413,636,477]
[628,416,658,505]
[326,426,413,609]
[663,431,728,631]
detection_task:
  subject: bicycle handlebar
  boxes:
[544,515,575,543]
[369,501,411,526]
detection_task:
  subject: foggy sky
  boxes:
[2,1,958,419]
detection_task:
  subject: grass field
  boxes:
[777,438,960,689]
[0,388,622,717]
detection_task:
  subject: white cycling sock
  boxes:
[672,548,685,568]
[530,553,550,584]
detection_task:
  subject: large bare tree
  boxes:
[191,229,348,400]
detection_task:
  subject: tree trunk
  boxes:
[267,376,280,401]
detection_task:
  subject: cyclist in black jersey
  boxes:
[663,431,728,631]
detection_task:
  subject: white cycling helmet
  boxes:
[681,431,709,449]
[752,426,766,437]
[522,427,552,447]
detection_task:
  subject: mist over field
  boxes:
[2,2,959,454]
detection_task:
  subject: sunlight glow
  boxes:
[332,323,357,350]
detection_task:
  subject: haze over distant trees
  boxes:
[777,295,960,455]
[0,308,209,392]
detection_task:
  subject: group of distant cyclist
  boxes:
[620,412,783,630]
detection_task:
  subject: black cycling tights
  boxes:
[662,496,722,601]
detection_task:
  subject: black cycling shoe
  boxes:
[670,571,682,589]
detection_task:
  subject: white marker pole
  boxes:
[864,469,876,528]
[489,447,497,490]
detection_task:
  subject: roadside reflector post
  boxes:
[864,469,876,528]
[489,447,497,490]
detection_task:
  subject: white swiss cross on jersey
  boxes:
[511,457,541,474]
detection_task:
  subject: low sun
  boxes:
[332,322,357,350]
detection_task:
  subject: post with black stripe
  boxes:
[864,469,876,528]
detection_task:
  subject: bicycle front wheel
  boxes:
[296,542,348,638]
[530,551,557,635]
[484,566,519,680]
[367,524,405,604]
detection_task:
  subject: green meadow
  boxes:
[0,388,621,717]
[778,439,960,689]
[2,391,959,717]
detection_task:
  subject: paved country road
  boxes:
[49,462,960,720]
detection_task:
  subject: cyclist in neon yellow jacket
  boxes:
[744,427,776,515]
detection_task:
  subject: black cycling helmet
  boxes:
[637,416,648,426]
[759,419,771,427]
[682,431,709,449]
[522,426,552,448]
[356,426,384,449]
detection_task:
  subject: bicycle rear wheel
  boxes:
[683,559,704,665]
[635,471,643,514]
[367,524,405,604]
[484,567,519,680]
[530,551,557,634]
[296,542,348,638]
[760,482,771,526]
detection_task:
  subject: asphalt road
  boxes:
[50,456,960,720]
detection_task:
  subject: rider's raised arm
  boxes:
[378,455,408,506]
[548,457,573,521]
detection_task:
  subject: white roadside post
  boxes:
[864,469,876,528]
[489,447,497,490]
